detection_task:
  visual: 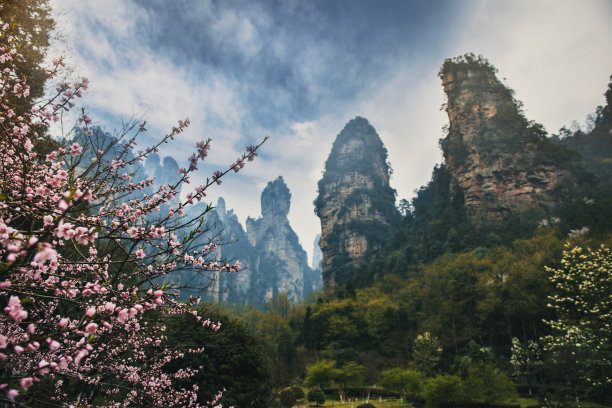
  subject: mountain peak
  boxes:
[261,176,291,220]
[315,118,398,286]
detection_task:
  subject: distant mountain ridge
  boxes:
[73,128,320,305]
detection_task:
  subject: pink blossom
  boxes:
[4,296,27,322]
[58,318,69,328]
[19,378,33,391]
[33,242,57,264]
[117,309,129,323]
[7,389,18,402]
[0,23,264,405]
[85,322,98,334]
[49,340,60,351]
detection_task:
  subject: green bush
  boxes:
[464,363,517,403]
[380,367,423,396]
[278,386,304,408]
[424,374,466,408]
[307,386,326,406]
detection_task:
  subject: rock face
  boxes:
[246,176,320,302]
[439,55,573,223]
[315,117,398,286]
[76,128,317,304]
[190,177,319,305]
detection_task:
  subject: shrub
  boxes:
[380,367,424,396]
[307,386,326,406]
[464,363,518,403]
[424,374,466,408]
[279,386,305,408]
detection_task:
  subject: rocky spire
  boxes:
[247,176,318,302]
[315,117,398,286]
[261,176,291,221]
[439,54,573,223]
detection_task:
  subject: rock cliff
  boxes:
[439,55,573,223]
[315,117,399,285]
[247,176,320,302]
[179,178,319,305]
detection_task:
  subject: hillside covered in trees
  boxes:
[223,57,612,407]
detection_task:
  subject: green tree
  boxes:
[464,363,517,404]
[335,361,364,402]
[307,387,326,407]
[413,332,443,376]
[278,386,304,408]
[542,244,612,402]
[305,360,337,388]
[0,0,53,113]
[0,0,59,154]
[165,304,273,408]
[380,368,423,396]
[423,374,466,408]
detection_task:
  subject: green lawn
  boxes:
[293,396,540,408]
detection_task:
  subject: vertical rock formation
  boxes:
[246,176,318,302]
[315,117,399,286]
[439,54,573,223]
[77,128,316,304]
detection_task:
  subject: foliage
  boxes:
[380,368,423,396]
[307,386,326,406]
[278,386,304,408]
[423,374,466,408]
[335,361,365,401]
[304,360,337,388]
[413,332,443,376]
[464,363,518,403]
[164,303,273,408]
[510,337,542,395]
[438,53,498,79]
[0,0,53,104]
[541,244,612,402]
[0,23,265,406]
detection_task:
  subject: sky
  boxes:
[48,0,612,265]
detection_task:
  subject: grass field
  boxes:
[293,396,540,408]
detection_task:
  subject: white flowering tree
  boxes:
[542,244,611,401]
[509,337,542,396]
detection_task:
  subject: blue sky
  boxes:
[49,0,612,264]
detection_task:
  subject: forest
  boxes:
[1,1,611,408]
